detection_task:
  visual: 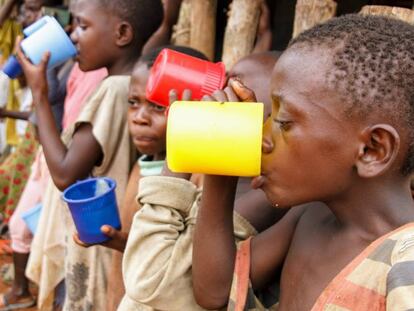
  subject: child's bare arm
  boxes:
[16,44,103,191]
[235,188,289,233]
[250,206,306,289]
[194,175,305,309]
[0,0,18,27]
[193,175,238,309]
[0,108,31,120]
[193,80,257,308]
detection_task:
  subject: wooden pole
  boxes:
[222,0,261,70]
[360,5,414,25]
[189,0,217,61]
[292,0,337,38]
[171,0,192,47]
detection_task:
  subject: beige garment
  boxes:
[118,176,257,311]
[107,164,141,311]
[26,76,135,311]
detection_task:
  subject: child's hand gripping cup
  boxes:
[62,177,121,244]
[146,48,226,107]
[167,101,264,176]
[2,16,77,79]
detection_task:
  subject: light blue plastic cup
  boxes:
[62,177,121,244]
[20,16,77,69]
[2,16,53,79]
[21,203,42,235]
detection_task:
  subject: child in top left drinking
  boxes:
[15,0,164,310]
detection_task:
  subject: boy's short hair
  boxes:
[97,0,163,48]
[289,14,414,176]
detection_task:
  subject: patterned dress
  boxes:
[0,125,38,222]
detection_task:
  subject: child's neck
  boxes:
[325,178,414,240]
[152,152,166,161]
[107,52,140,76]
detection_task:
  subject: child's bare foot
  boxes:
[0,289,35,310]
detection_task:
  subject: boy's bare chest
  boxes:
[277,221,368,311]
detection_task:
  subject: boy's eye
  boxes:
[128,99,140,107]
[150,103,166,112]
[273,119,292,131]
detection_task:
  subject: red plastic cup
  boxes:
[146,48,226,107]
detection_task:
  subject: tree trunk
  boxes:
[190,0,217,61]
[293,0,337,38]
[222,0,262,70]
[171,0,192,47]
[360,5,414,25]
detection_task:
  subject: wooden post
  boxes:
[171,0,192,47]
[190,0,217,61]
[360,5,414,25]
[292,0,337,38]
[222,0,261,70]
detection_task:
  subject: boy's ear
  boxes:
[355,125,400,178]
[115,22,134,47]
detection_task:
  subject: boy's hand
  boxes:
[73,225,129,252]
[15,36,50,102]
[202,78,257,103]
[164,88,192,180]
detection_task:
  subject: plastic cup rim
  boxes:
[62,177,116,204]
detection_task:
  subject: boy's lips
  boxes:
[251,175,266,189]
[134,135,157,143]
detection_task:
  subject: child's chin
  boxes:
[136,145,157,156]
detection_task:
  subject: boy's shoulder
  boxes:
[98,75,131,90]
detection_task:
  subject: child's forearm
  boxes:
[33,95,101,190]
[193,174,238,309]
[1,110,31,120]
[34,95,70,183]
[0,0,18,27]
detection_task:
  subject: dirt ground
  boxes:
[0,253,36,310]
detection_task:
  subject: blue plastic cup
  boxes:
[20,16,77,69]
[21,203,42,235]
[62,177,121,244]
[2,55,22,78]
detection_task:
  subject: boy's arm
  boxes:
[193,175,239,309]
[0,108,30,120]
[16,44,102,191]
[193,174,305,309]
[0,0,18,27]
[142,0,182,54]
[122,175,202,310]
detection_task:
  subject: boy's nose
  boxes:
[70,28,78,43]
[262,136,274,154]
[262,118,274,154]
[133,108,150,125]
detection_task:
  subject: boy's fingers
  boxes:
[40,51,51,70]
[212,90,228,102]
[73,233,91,248]
[224,86,239,102]
[169,89,178,105]
[101,225,117,238]
[202,95,214,102]
[229,78,257,102]
[182,89,192,101]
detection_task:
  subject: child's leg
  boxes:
[0,210,34,308]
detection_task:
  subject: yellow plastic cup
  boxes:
[167,101,264,176]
